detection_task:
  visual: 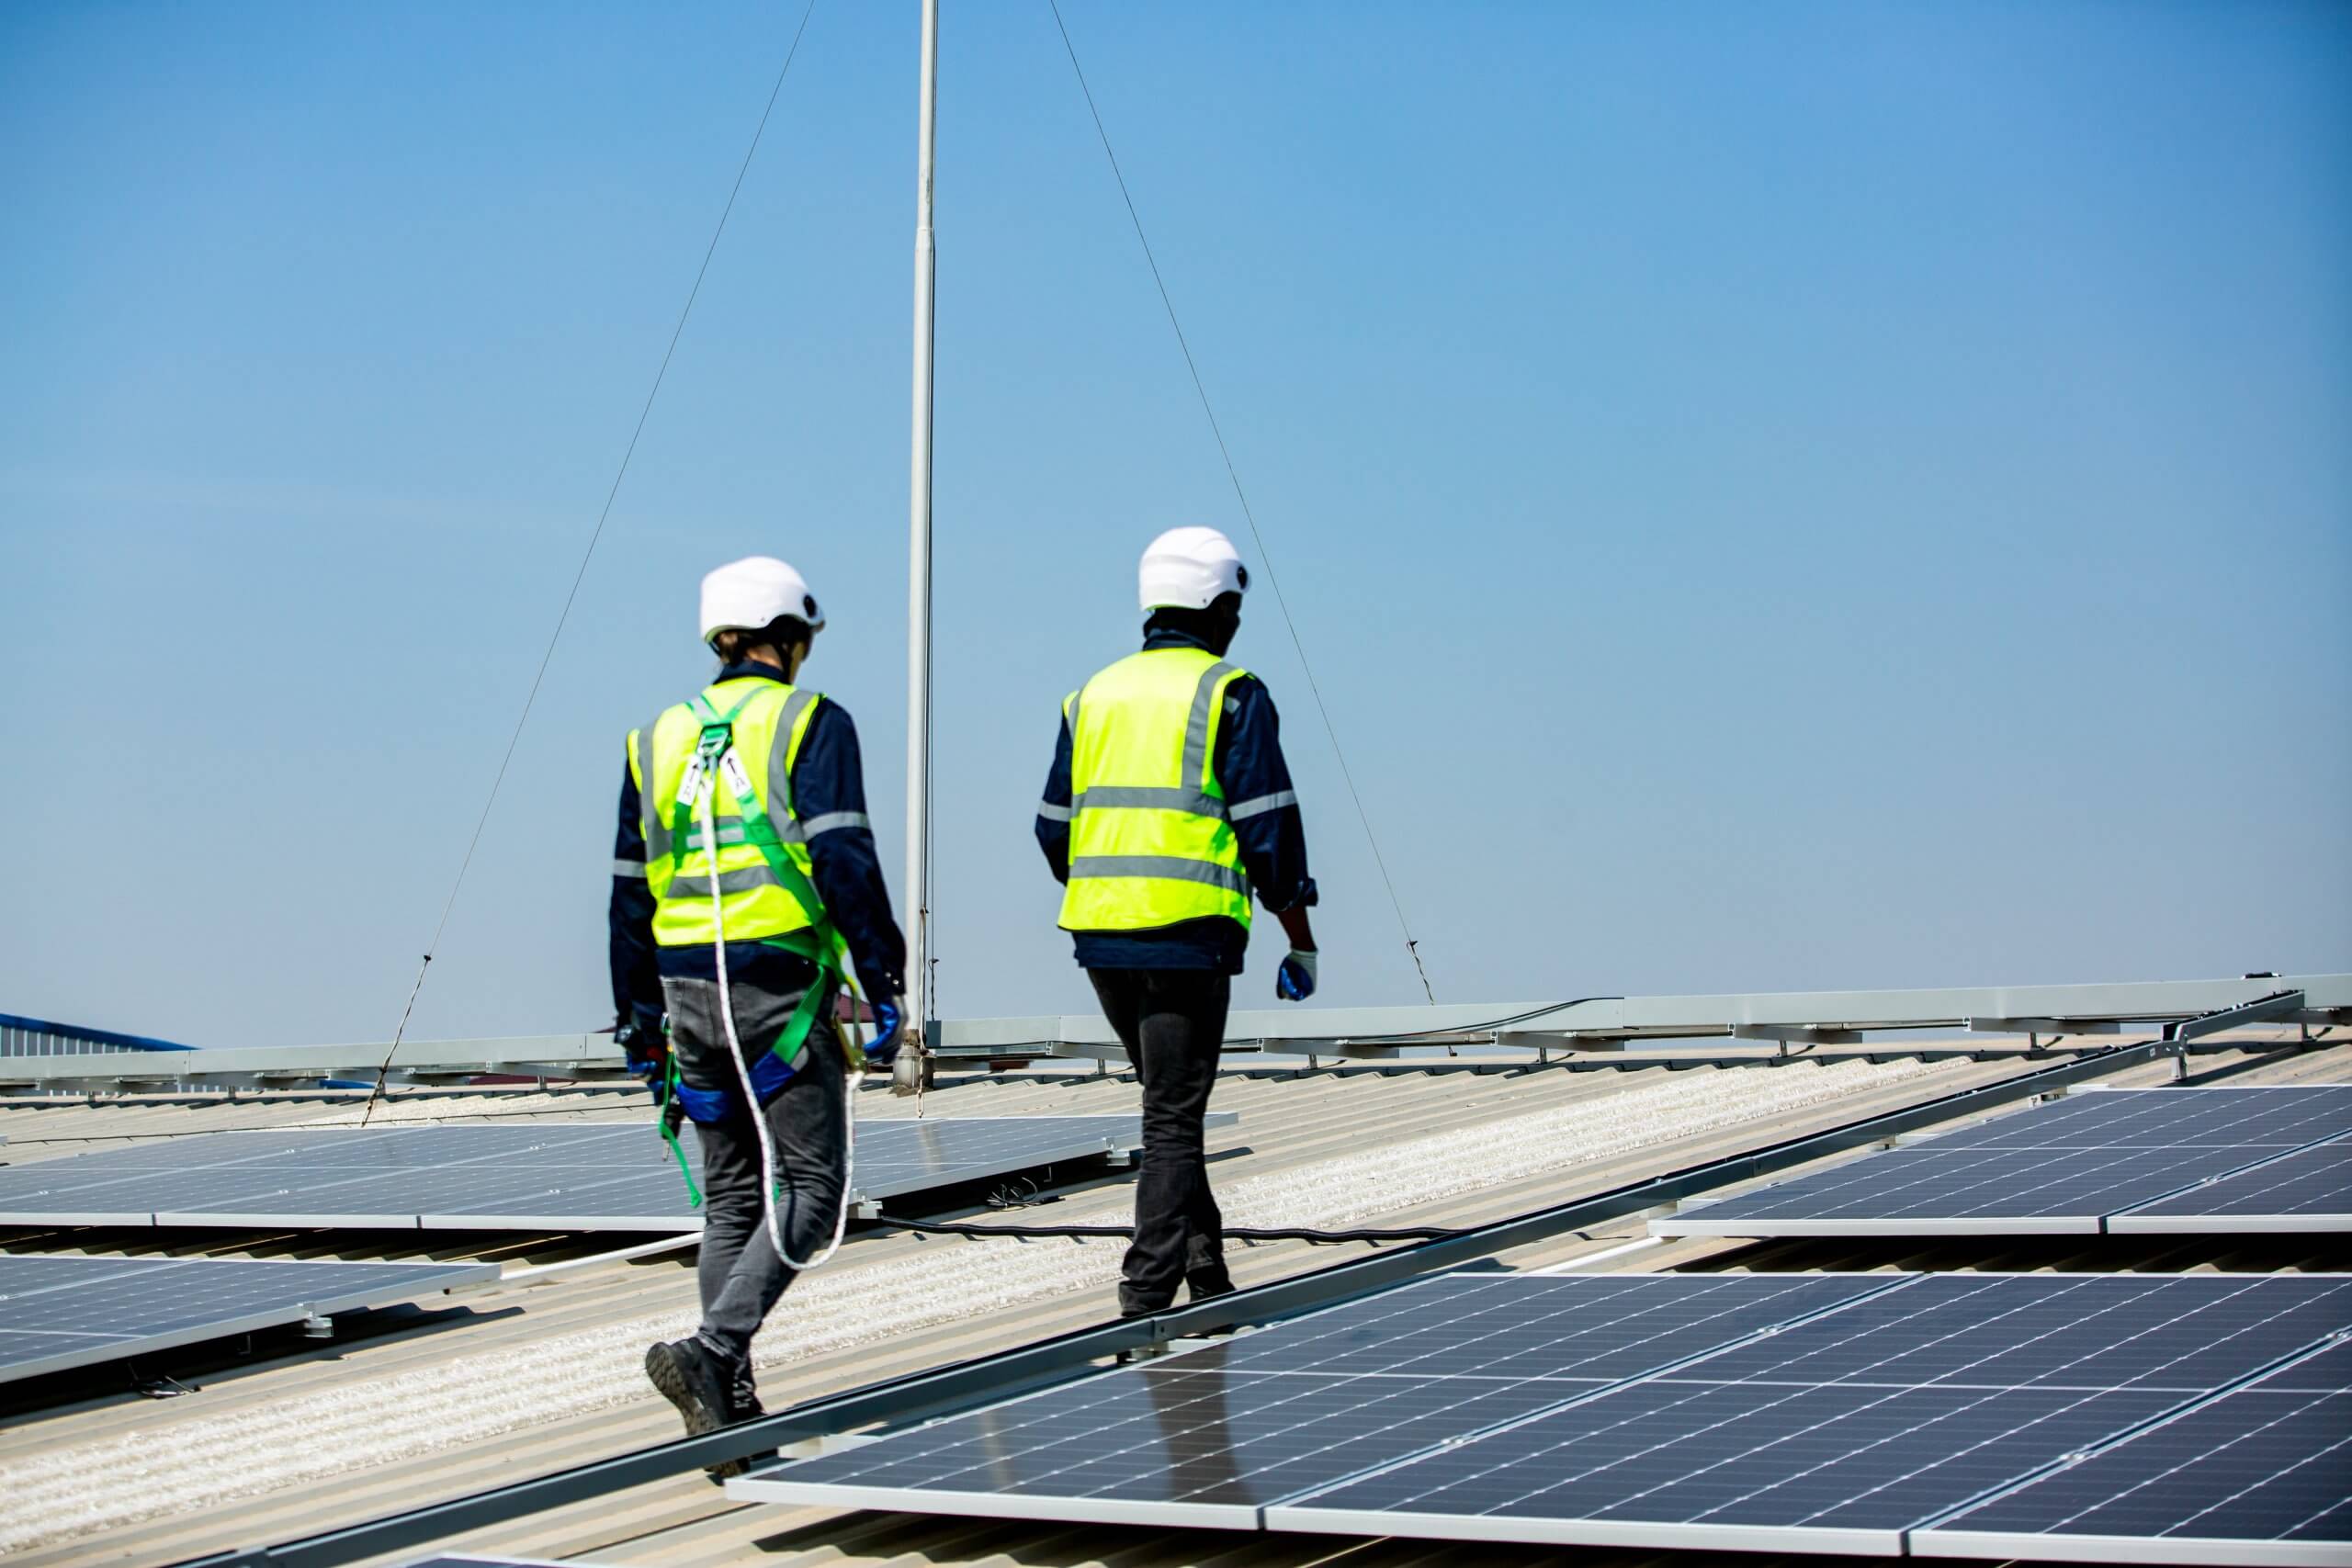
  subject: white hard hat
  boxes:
[699,555,826,646]
[1138,526,1249,613]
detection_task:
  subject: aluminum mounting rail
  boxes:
[172,1024,2315,1568]
[6,975,2343,1090]
[928,973,2350,1062]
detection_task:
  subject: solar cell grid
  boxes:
[2253,1338,2352,1393]
[1277,1380,2188,1551]
[1663,1145,2268,1234]
[741,1271,2352,1562]
[0,1254,493,1382]
[1273,1273,2352,1554]
[1675,1274,2352,1393]
[1652,1086,2352,1238]
[1916,1390,2352,1563]
[2116,1141,2352,1233]
[1182,1271,1897,1383]
[764,1367,1578,1526]
[745,1271,1899,1528]
[1938,1089,2352,1152]
[0,1115,1182,1231]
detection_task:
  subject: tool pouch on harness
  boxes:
[656,693,864,1154]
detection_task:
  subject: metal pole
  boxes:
[903,0,939,1037]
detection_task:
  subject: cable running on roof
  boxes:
[360,0,823,1124]
[1044,0,1441,1007]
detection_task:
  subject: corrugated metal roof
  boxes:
[0,1026,2341,1568]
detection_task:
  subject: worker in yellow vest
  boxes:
[610,555,908,1476]
[1036,526,1319,1315]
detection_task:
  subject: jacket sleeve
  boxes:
[1215,675,1317,914]
[786,700,909,1001]
[1034,700,1075,885]
[608,742,664,1032]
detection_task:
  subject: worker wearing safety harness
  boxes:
[1036,526,1319,1317]
[609,555,910,1476]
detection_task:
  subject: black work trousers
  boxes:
[1088,967,1235,1314]
[662,973,849,1405]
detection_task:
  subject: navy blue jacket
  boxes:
[1035,629,1316,973]
[610,664,908,1034]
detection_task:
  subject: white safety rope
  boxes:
[695,769,854,1273]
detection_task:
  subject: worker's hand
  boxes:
[616,1021,664,1081]
[1277,949,1318,1002]
[865,998,905,1071]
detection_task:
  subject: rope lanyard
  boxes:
[674,694,857,1271]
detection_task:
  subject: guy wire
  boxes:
[1044,0,1438,1006]
[360,0,823,1123]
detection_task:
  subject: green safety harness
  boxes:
[655,688,865,1204]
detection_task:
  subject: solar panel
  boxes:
[1271,1274,2352,1553]
[733,1272,2352,1562]
[1915,1336,2352,1565]
[1280,1377,2189,1553]
[0,1114,1205,1232]
[1183,1271,1903,1382]
[1651,1088,2352,1238]
[2113,1140,2352,1235]
[0,1254,494,1383]
[1937,1088,2352,1151]
[735,1271,1899,1528]
[1671,1273,2352,1393]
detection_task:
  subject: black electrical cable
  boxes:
[356,0,822,1125]
[881,1215,1462,1246]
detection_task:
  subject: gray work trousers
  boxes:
[662,974,850,1403]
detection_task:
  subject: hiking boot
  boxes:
[645,1338,732,1438]
[644,1344,771,1495]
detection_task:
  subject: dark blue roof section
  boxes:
[0,1013,198,1053]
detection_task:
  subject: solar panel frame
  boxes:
[0,1255,496,1383]
[0,1113,1213,1232]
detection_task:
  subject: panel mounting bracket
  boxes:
[2160,989,2306,1077]
[1730,1025,1863,1057]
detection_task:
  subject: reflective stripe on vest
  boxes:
[626,680,828,948]
[1057,647,1253,933]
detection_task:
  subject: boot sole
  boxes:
[644,1343,727,1437]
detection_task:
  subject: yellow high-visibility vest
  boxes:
[1057,646,1254,932]
[628,677,830,950]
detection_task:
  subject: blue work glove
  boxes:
[1277,949,1318,1002]
[865,998,904,1071]
[615,1021,664,1081]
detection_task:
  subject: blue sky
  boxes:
[4,1,2346,1048]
